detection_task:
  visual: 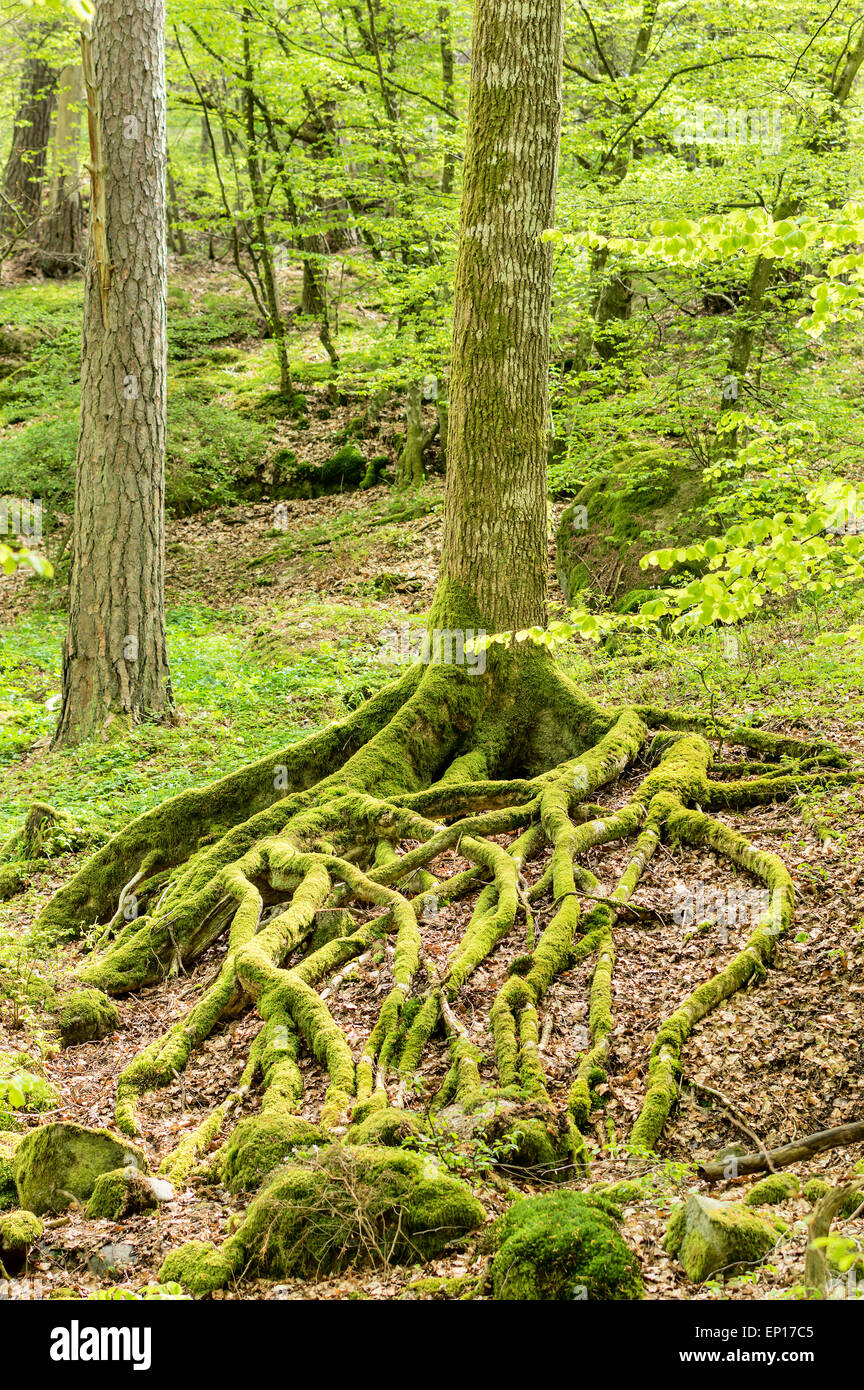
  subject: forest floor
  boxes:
[2,273,864,1302]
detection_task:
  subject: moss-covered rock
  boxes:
[13,1122,148,1215]
[554,442,710,607]
[268,444,380,500]
[0,1131,23,1211]
[85,1167,173,1220]
[489,1191,643,1300]
[159,1240,234,1298]
[745,1173,801,1207]
[57,988,120,1048]
[345,1106,421,1148]
[439,1095,578,1180]
[217,1114,324,1193]
[0,1208,42,1255]
[0,1207,42,1276]
[0,864,26,901]
[164,1143,485,1292]
[803,1177,864,1217]
[665,1194,784,1282]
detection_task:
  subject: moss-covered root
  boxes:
[631,806,794,1152]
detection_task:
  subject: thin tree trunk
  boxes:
[53,2,173,748]
[438,4,456,195]
[39,63,84,276]
[435,0,564,633]
[241,8,292,397]
[1,26,58,239]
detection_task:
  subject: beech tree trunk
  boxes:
[39,63,84,276]
[1,26,58,241]
[436,0,564,633]
[54,1,173,748]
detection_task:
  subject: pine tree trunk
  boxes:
[53,2,173,748]
[1,27,58,241]
[436,0,563,634]
[39,63,84,276]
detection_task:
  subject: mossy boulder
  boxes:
[217,1114,324,1193]
[345,1106,421,1148]
[269,443,380,500]
[0,864,26,901]
[803,1177,864,1217]
[745,1173,801,1207]
[159,1240,233,1298]
[0,1207,43,1273]
[56,988,120,1048]
[0,1132,22,1210]
[554,442,710,607]
[85,1167,173,1220]
[440,1095,578,1180]
[13,1122,148,1215]
[665,1194,784,1282]
[162,1144,486,1293]
[489,1191,643,1301]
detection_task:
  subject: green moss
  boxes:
[0,1132,23,1209]
[346,1107,421,1147]
[402,1273,479,1299]
[222,1144,485,1281]
[217,1114,325,1193]
[803,1177,863,1217]
[0,864,26,900]
[667,1195,782,1282]
[57,988,120,1047]
[0,1208,42,1254]
[13,1122,148,1215]
[745,1173,801,1207]
[490,1191,643,1300]
[159,1240,234,1298]
[85,1167,161,1220]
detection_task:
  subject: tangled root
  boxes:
[36,652,850,1198]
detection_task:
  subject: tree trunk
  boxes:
[395,381,429,488]
[241,8,292,398]
[438,3,456,196]
[436,0,563,633]
[39,63,84,277]
[1,27,58,241]
[53,3,173,748]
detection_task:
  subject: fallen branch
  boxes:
[700,1119,864,1181]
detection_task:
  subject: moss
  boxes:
[159,1240,234,1298]
[222,1144,485,1281]
[664,1201,687,1255]
[85,1167,162,1220]
[668,1195,782,1282]
[402,1273,479,1299]
[803,1177,863,1217]
[13,1122,148,1215]
[745,1173,801,1207]
[218,1114,325,1193]
[346,1107,421,1148]
[0,1132,23,1209]
[57,988,120,1047]
[490,1191,643,1300]
[0,1208,43,1254]
[0,864,26,901]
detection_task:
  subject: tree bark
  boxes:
[436,0,564,633]
[53,2,173,748]
[39,63,84,276]
[1,25,58,240]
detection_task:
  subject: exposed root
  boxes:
[35,655,850,1201]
